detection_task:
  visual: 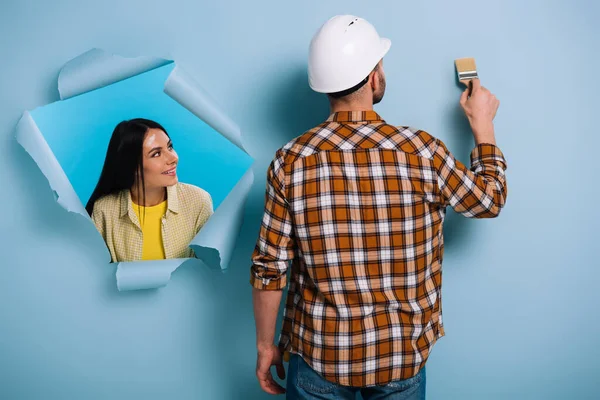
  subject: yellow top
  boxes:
[91,183,213,262]
[132,199,168,260]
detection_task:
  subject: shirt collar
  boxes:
[326,111,385,124]
[120,190,130,218]
[119,184,180,218]
[166,184,179,214]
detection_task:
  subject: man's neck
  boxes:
[329,98,374,114]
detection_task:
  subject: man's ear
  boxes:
[370,68,379,92]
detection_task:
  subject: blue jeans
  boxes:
[286,354,426,400]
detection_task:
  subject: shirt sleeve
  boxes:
[91,205,107,240]
[250,150,296,290]
[432,140,508,218]
[195,190,214,233]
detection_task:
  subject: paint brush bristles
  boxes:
[455,57,478,86]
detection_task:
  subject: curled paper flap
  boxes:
[116,258,194,291]
[190,168,254,270]
[15,112,88,217]
[164,66,244,151]
[58,48,171,100]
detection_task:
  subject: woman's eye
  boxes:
[168,144,174,150]
[152,152,161,158]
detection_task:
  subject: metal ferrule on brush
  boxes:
[458,70,478,81]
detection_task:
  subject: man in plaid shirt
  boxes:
[251,15,507,399]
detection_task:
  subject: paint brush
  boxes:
[455,57,478,96]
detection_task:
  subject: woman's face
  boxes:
[140,128,179,189]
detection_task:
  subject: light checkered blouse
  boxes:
[250,111,508,386]
[92,182,213,262]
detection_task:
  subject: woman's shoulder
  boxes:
[176,183,212,201]
[175,183,213,213]
[92,191,124,216]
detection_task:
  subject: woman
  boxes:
[86,118,213,262]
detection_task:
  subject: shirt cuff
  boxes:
[470,143,507,170]
[250,269,287,290]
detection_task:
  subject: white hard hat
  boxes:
[308,15,391,94]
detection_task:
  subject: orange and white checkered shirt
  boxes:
[250,111,508,387]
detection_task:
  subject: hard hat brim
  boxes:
[310,37,392,94]
[380,37,392,60]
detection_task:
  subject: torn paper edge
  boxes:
[116,258,198,291]
[15,112,89,216]
[58,48,171,100]
[15,112,113,263]
[164,66,244,151]
[190,168,254,271]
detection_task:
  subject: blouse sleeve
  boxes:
[91,205,107,241]
[195,190,214,233]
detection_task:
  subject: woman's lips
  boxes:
[162,167,177,176]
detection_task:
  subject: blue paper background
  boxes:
[31,63,252,210]
[1,1,598,399]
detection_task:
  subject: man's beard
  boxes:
[373,75,386,105]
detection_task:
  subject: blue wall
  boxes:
[0,0,598,399]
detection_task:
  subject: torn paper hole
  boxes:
[15,49,254,291]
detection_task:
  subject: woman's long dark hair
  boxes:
[86,118,169,215]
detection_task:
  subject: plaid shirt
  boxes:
[250,111,508,387]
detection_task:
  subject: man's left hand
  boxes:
[256,344,286,395]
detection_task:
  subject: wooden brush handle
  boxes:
[461,79,474,96]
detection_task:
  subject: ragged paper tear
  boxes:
[58,48,172,101]
[16,112,89,217]
[116,258,193,292]
[16,49,254,291]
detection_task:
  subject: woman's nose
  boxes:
[166,152,178,164]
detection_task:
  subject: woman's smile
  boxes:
[162,166,177,176]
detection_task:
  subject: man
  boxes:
[250,15,507,399]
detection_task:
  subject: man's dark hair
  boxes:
[327,64,379,99]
